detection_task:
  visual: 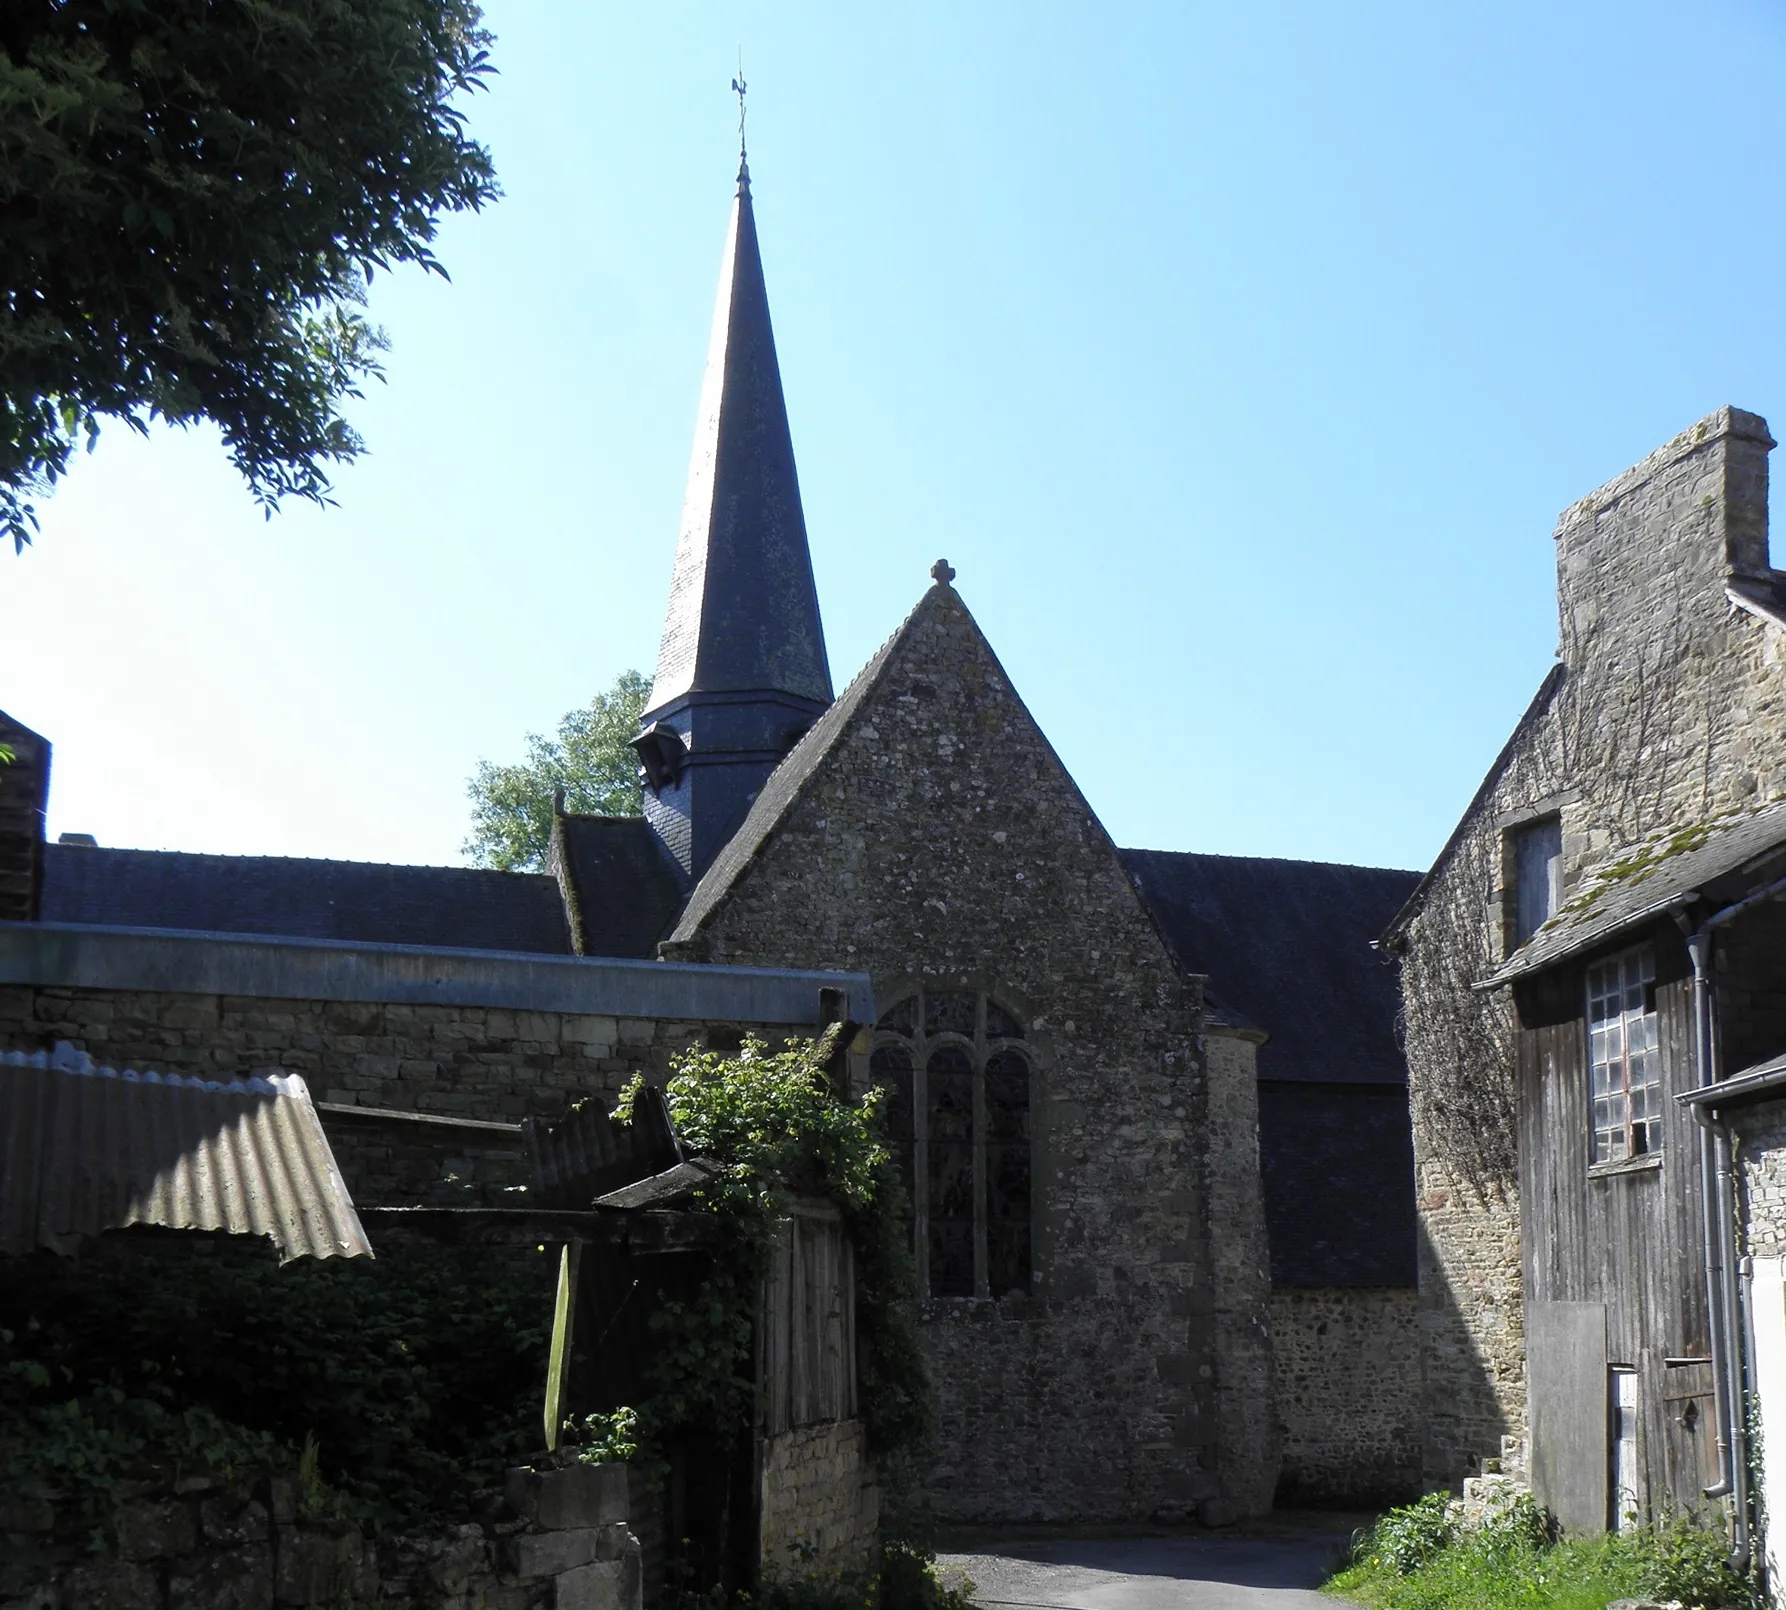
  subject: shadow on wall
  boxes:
[1415,1203,1519,1491]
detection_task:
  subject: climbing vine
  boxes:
[601,1034,931,1466]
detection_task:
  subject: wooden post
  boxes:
[544,1240,583,1451]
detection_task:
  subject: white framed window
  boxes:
[1587,946,1661,1164]
[869,987,1032,1300]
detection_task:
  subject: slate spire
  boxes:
[634,159,833,886]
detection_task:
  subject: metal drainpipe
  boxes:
[1686,930,1738,1513]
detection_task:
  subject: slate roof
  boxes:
[644,165,831,716]
[551,815,686,959]
[1257,1080,1416,1287]
[41,845,571,953]
[1478,798,1786,987]
[1121,849,1420,1085]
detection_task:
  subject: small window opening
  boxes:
[1512,815,1563,946]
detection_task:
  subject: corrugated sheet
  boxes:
[0,1042,371,1262]
[523,1085,683,1209]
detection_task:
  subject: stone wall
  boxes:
[1269,1288,1421,1506]
[665,579,1277,1525]
[0,984,818,1216]
[758,1420,878,1578]
[0,1460,640,1610]
[1388,405,1786,1489]
[1736,1103,1786,1261]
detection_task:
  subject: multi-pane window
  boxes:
[1588,946,1661,1164]
[869,988,1032,1299]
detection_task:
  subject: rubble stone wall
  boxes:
[758,1419,877,1578]
[0,1461,640,1610]
[0,985,813,1207]
[1269,1287,1421,1506]
[1736,1103,1786,1260]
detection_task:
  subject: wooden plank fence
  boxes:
[760,1200,856,1434]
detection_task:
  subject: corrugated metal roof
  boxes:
[1478,801,1786,987]
[0,1042,371,1262]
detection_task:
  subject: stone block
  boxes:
[553,1558,630,1610]
[202,1496,271,1546]
[119,1496,200,1559]
[168,1544,276,1610]
[506,1463,628,1531]
[510,1526,603,1577]
[58,1563,158,1610]
[274,1525,362,1606]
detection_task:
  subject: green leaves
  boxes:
[0,0,500,551]
[625,1036,933,1463]
[0,1241,554,1532]
[464,669,651,870]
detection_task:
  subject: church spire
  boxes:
[634,150,833,886]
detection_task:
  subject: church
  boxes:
[0,154,1419,1525]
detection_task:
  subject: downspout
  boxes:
[1678,872,1786,1573]
[1683,926,1740,1536]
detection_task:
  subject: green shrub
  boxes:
[1358,1493,1457,1575]
[0,1239,554,1532]
[615,1036,932,1466]
[1330,1495,1756,1610]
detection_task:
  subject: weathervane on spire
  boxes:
[731,58,749,187]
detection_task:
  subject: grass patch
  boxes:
[1326,1493,1755,1610]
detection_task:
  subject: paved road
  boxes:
[937,1535,1351,1610]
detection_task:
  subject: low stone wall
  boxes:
[759,1419,877,1578]
[1,1462,640,1610]
[1270,1287,1422,1507]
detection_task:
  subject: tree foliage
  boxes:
[1,0,499,551]
[464,669,650,871]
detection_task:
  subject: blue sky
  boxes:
[8,0,1786,873]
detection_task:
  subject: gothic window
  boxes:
[871,987,1033,1299]
[1588,946,1661,1164]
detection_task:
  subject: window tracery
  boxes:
[871,987,1032,1299]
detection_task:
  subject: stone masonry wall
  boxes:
[1736,1103,1786,1261]
[0,986,812,1201]
[669,580,1277,1525]
[1,1459,640,1610]
[1393,406,1786,1489]
[758,1420,878,1579]
[1270,1288,1421,1507]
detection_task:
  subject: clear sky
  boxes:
[8,0,1786,874]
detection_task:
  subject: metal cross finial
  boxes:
[931,558,956,586]
[731,60,748,182]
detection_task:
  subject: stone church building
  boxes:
[0,161,1421,1525]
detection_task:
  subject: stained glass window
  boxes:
[869,988,1034,1299]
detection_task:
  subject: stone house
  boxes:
[0,157,1423,1527]
[1383,407,1786,1557]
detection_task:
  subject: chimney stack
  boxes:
[0,711,50,921]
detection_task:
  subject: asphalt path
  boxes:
[937,1535,1353,1610]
